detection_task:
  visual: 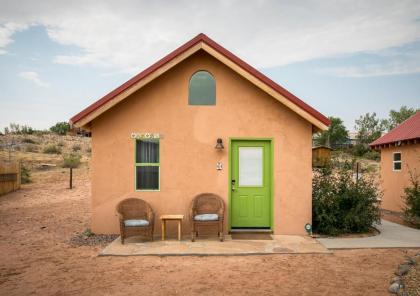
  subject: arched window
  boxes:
[188,71,216,105]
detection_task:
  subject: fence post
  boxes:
[69,167,73,189]
[356,162,360,186]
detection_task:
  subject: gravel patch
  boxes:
[69,231,118,247]
[401,260,419,296]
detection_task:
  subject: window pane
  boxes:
[239,147,263,186]
[136,166,159,190]
[394,162,401,170]
[136,139,159,163]
[189,71,216,105]
[393,153,401,161]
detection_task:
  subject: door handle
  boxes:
[231,179,236,192]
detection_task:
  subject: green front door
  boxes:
[231,140,271,228]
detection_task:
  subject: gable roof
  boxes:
[70,33,330,130]
[370,112,420,148]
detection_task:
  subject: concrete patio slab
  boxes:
[100,235,330,256]
[317,220,420,249]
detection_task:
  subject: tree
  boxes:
[314,116,348,148]
[384,106,419,131]
[50,122,70,135]
[353,113,386,156]
[62,153,81,189]
[354,112,386,146]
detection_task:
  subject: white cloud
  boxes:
[0,22,27,54]
[1,0,420,72]
[18,71,50,87]
[319,63,420,78]
[317,47,420,77]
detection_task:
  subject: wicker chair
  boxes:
[116,198,155,244]
[190,193,225,242]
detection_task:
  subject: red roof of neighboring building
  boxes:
[370,112,420,147]
[70,33,330,127]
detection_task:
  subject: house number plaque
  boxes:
[130,133,163,139]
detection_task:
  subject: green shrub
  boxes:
[62,153,81,168]
[352,144,369,157]
[363,150,380,161]
[21,164,31,184]
[312,165,381,235]
[72,144,81,152]
[22,137,36,144]
[403,170,420,227]
[43,144,61,154]
[50,122,70,135]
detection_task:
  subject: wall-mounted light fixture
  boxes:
[215,138,224,150]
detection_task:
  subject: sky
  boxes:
[0,0,419,131]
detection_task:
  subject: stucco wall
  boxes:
[90,51,313,235]
[380,143,420,212]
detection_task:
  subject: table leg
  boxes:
[161,220,165,241]
[178,220,181,241]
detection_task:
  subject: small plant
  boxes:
[403,170,420,228]
[43,144,61,154]
[312,164,381,235]
[57,141,65,147]
[82,228,94,237]
[72,144,81,152]
[86,147,92,153]
[21,164,31,184]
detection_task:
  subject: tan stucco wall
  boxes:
[379,144,420,212]
[90,51,313,236]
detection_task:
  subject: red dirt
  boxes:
[0,167,418,296]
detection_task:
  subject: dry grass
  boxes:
[0,133,91,180]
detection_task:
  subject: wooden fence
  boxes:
[0,160,21,196]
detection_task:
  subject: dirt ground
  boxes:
[0,166,418,296]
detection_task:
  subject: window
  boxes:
[393,152,402,171]
[188,71,216,105]
[135,139,159,190]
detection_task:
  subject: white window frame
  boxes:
[392,152,402,172]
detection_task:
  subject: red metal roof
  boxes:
[370,112,420,147]
[70,33,330,127]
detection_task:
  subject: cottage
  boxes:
[70,34,330,236]
[370,112,420,212]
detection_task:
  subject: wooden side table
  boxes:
[160,215,184,241]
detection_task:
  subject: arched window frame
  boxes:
[188,70,216,105]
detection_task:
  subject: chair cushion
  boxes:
[124,219,149,227]
[194,214,219,221]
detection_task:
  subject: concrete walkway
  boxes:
[100,235,330,256]
[317,220,420,249]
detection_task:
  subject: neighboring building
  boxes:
[70,34,330,235]
[347,131,358,147]
[312,146,332,167]
[370,112,420,212]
